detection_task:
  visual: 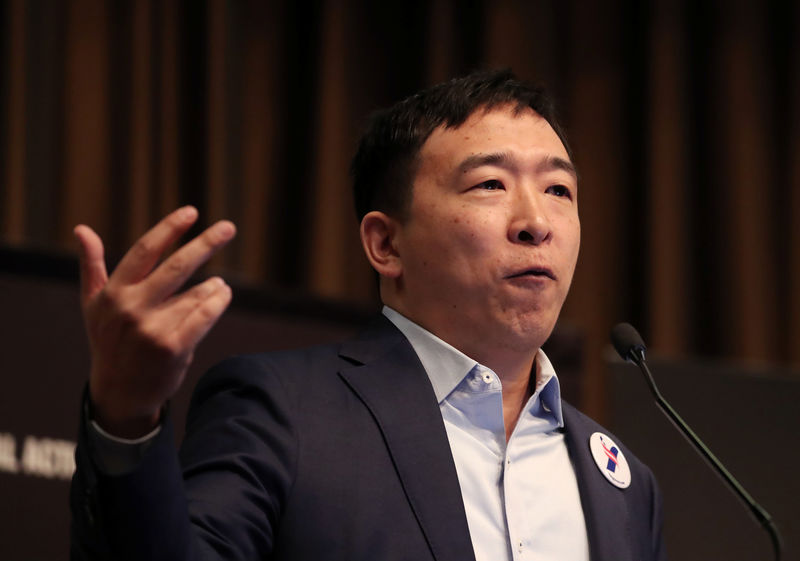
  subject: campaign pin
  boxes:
[589,432,631,489]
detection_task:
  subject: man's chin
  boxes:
[492,319,557,354]
[510,310,560,347]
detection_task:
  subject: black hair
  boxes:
[350,69,572,222]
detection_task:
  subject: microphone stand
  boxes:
[626,347,784,561]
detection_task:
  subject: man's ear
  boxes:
[360,211,402,278]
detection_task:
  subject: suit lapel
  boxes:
[337,316,476,561]
[562,404,634,561]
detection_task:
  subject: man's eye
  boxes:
[547,184,572,198]
[475,179,505,191]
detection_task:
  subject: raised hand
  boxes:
[74,207,236,438]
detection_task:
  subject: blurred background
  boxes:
[0,0,798,559]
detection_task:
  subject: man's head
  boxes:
[355,70,580,369]
[351,69,573,223]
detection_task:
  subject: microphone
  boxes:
[610,322,784,561]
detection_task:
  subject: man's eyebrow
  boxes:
[542,156,578,180]
[457,152,578,181]
[457,152,511,174]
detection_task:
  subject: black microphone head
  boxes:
[610,322,647,362]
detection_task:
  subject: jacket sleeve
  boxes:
[69,355,297,561]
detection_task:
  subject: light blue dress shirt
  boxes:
[383,307,590,561]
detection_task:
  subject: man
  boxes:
[70,70,665,561]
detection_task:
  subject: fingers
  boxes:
[179,279,233,349]
[74,224,109,304]
[158,275,233,350]
[112,206,200,285]
[143,220,236,304]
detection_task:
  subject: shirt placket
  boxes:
[503,392,539,561]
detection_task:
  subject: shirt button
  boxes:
[518,541,524,552]
[482,373,492,383]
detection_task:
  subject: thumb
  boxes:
[73,224,109,304]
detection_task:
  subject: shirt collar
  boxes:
[532,347,565,428]
[382,306,474,402]
[382,306,565,428]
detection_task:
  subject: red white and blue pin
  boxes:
[589,432,631,489]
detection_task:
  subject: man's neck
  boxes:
[435,333,540,442]
[483,353,537,442]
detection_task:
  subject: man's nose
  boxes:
[508,191,552,245]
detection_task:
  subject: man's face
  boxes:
[391,106,580,360]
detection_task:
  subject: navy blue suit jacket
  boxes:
[71,315,666,561]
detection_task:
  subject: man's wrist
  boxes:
[87,385,163,439]
[83,392,166,475]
